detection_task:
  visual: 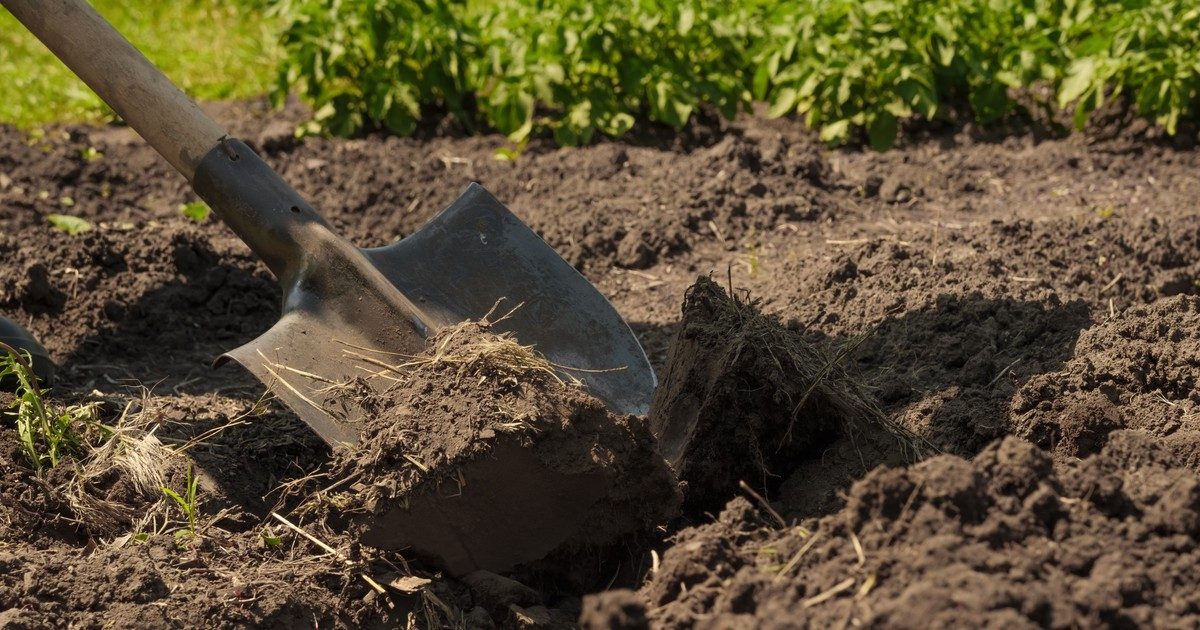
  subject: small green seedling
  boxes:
[744,235,762,278]
[46,213,92,235]
[179,200,212,223]
[260,528,283,548]
[162,465,200,540]
[0,347,96,474]
[80,146,103,162]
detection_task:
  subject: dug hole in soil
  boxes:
[4,99,1200,627]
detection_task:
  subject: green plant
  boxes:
[162,465,200,539]
[261,528,283,547]
[754,0,1080,148]
[273,0,756,145]
[1057,0,1200,133]
[271,0,470,137]
[47,214,92,235]
[179,200,212,223]
[273,0,1200,149]
[0,347,98,474]
[468,0,755,145]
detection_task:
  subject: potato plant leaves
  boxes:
[272,0,1200,150]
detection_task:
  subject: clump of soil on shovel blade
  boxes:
[311,321,682,576]
[650,277,919,516]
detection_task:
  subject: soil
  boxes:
[592,432,1200,628]
[649,277,915,517]
[312,322,680,576]
[3,97,1200,626]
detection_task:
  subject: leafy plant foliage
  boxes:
[162,464,201,540]
[273,0,1200,149]
[0,349,100,474]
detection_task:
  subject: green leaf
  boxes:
[671,100,694,128]
[937,42,955,66]
[768,87,799,118]
[678,6,696,35]
[868,112,898,151]
[597,112,635,136]
[179,201,212,224]
[1073,88,1104,131]
[161,486,185,507]
[1058,58,1097,107]
[752,62,771,100]
[494,146,522,161]
[819,119,852,144]
[46,214,91,235]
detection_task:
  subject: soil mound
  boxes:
[650,277,917,515]
[315,321,680,575]
[1013,295,1200,463]
[587,432,1200,628]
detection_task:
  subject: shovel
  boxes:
[2,0,655,447]
[0,315,54,388]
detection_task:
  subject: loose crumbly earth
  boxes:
[309,322,680,576]
[3,98,1200,626]
[586,432,1200,628]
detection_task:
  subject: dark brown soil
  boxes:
[313,322,679,576]
[4,97,1200,626]
[1012,295,1200,463]
[595,432,1200,628]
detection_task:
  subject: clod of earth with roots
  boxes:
[283,318,682,575]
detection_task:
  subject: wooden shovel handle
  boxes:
[1,0,228,181]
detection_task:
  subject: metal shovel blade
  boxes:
[212,176,654,447]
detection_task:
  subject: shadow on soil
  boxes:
[774,292,1089,519]
[844,293,1092,457]
[54,243,277,399]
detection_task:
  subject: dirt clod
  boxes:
[320,322,680,575]
[580,589,649,630]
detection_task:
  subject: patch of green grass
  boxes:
[162,464,201,541]
[0,0,279,127]
[0,348,100,474]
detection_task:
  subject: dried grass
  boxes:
[340,314,570,388]
[54,399,173,535]
[688,276,930,465]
